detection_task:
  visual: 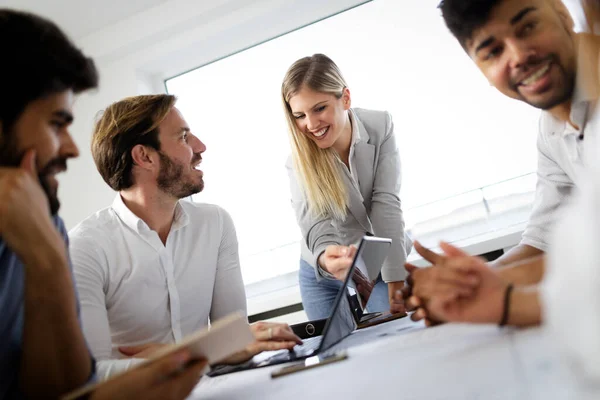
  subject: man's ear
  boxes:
[552,0,575,32]
[131,144,156,171]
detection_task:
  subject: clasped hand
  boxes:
[397,241,508,326]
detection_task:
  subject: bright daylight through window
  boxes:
[166,0,542,285]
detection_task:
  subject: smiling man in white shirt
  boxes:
[70,94,300,379]
[400,0,600,325]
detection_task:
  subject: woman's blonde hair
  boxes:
[281,54,349,220]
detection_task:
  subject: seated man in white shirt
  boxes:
[400,0,600,325]
[70,94,301,379]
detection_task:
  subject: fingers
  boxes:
[325,245,352,258]
[347,245,357,259]
[439,241,469,257]
[119,344,150,356]
[251,322,302,344]
[390,304,406,315]
[413,240,442,265]
[327,257,353,280]
[441,256,488,274]
[247,340,298,356]
[414,281,474,301]
[321,245,355,280]
[401,285,412,302]
[269,326,303,345]
[424,266,479,288]
[410,307,428,322]
[19,149,37,176]
[389,294,407,315]
[407,295,421,310]
[404,263,418,274]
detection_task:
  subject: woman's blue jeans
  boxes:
[298,258,390,320]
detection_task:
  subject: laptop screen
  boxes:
[347,236,392,319]
[318,236,392,352]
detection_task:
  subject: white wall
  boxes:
[61,0,367,228]
[60,0,587,229]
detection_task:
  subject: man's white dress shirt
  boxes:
[69,195,247,379]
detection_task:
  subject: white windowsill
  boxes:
[246,221,527,321]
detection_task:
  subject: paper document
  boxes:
[61,311,253,400]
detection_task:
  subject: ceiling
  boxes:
[0,0,169,39]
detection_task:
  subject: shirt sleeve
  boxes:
[286,158,340,281]
[368,112,411,283]
[209,207,248,321]
[520,130,575,251]
[70,231,144,380]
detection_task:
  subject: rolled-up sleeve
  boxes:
[209,207,248,321]
[521,131,575,252]
[368,112,410,282]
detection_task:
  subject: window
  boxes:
[166,0,540,285]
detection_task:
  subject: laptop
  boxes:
[346,236,408,329]
[207,235,392,377]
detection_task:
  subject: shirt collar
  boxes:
[172,200,190,231]
[111,194,190,235]
[348,109,366,146]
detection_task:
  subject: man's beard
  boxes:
[0,135,61,215]
[38,159,66,215]
[512,55,576,111]
[156,151,204,199]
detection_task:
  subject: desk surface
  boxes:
[188,318,598,400]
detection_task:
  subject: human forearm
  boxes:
[489,244,544,268]
[496,254,545,285]
[507,286,542,327]
[20,240,92,398]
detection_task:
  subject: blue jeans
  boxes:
[298,258,390,320]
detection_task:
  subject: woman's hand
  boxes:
[318,245,357,281]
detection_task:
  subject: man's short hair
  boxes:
[438,0,503,48]
[0,9,98,134]
[92,94,177,191]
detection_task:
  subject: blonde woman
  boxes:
[282,54,411,320]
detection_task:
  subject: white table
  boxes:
[246,222,528,324]
[406,222,526,267]
[188,318,599,400]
